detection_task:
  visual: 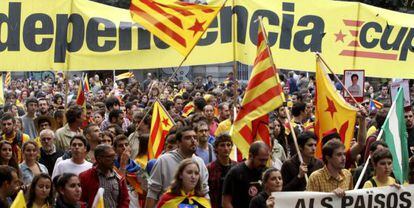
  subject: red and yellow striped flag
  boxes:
[4,72,11,87]
[76,74,87,112]
[84,74,90,93]
[130,0,223,56]
[182,101,194,118]
[314,56,357,158]
[231,20,285,158]
[115,72,134,81]
[149,100,175,159]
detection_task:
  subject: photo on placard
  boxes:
[343,70,364,101]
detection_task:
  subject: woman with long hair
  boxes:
[0,141,19,175]
[55,173,86,208]
[26,173,54,208]
[249,168,283,208]
[19,141,48,185]
[270,119,288,166]
[157,159,210,208]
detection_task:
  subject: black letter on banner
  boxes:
[380,26,407,50]
[280,2,294,49]
[23,14,53,51]
[249,10,278,46]
[341,196,353,207]
[220,6,232,43]
[153,36,169,49]
[54,14,85,63]
[0,2,21,51]
[138,28,151,50]
[294,199,306,208]
[399,192,412,208]
[197,17,218,46]
[233,6,248,44]
[321,197,333,208]
[294,15,324,52]
[359,22,382,49]
[86,17,116,52]
[119,22,132,51]
[386,193,398,208]
[399,28,414,61]
[354,195,365,208]
[374,193,385,207]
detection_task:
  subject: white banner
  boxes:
[273,184,414,208]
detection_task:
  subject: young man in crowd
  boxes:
[21,97,39,139]
[55,105,84,151]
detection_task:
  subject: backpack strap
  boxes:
[369,178,377,187]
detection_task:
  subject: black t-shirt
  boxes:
[222,163,264,208]
[407,127,414,157]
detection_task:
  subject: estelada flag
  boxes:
[130,0,224,56]
[231,20,284,158]
[149,100,175,159]
[314,56,357,158]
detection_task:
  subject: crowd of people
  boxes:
[0,70,413,208]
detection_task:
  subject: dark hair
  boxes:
[372,149,392,165]
[66,105,83,124]
[0,165,16,187]
[137,134,149,157]
[375,109,388,128]
[193,97,207,111]
[3,103,16,113]
[173,96,183,103]
[291,102,306,117]
[101,130,115,144]
[369,140,388,152]
[94,144,113,159]
[109,109,123,123]
[194,121,208,132]
[55,173,78,193]
[168,159,204,196]
[113,135,128,149]
[271,119,287,153]
[214,133,233,149]
[27,173,54,207]
[0,141,19,173]
[297,131,317,149]
[249,141,269,157]
[321,131,341,146]
[322,140,344,163]
[125,102,135,111]
[105,97,120,110]
[25,97,39,107]
[54,109,65,119]
[1,112,15,123]
[351,74,359,80]
[70,135,90,152]
[175,125,194,142]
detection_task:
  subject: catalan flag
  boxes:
[115,72,135,81]
[4,72,11,87]
[130,0,223,56]
[149,100,175,159]
[230,20,285,158]
[314,56,358,158]
[182,101,194,118]
[84,74,90,93]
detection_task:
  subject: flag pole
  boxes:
[353,88,403,189]
[316,53,363,108]
[258,17,307,182]
[231,0,239,110]
[135,0,229,132]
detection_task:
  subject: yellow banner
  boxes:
[1,0,414,78]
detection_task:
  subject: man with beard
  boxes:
[307,140,353,196]
[38,129,64,174]
[195,121,216,164]
[37,98,51,117]
[222,141,270,208]
[145,126,209,208]
[0,166,20,207]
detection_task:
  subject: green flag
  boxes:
[381,88,409,183]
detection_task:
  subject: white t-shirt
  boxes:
[52,159,93,180]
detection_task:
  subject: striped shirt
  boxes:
[98,169,120,208]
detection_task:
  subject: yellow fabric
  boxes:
[367,125,377,138]
[5,72,11,87]
[161,190,211,208]
[135,154,149,169]
[363,176,396,188]
[231,22,284,158]
[130,0,223,56]
[115,72,134,81]
[0,74,4,105]
[11,190,26,208]
[307,166,353,192]
[149,100,174,159]
[314,56,358,158]
[215,119,231,137]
